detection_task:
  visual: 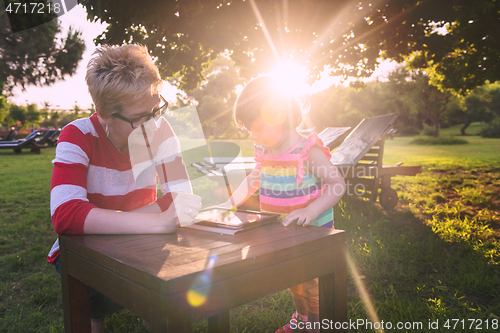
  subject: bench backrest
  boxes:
[330,114,397,166]
[0,129,15,141]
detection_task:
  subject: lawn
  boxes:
[0,125,499,332]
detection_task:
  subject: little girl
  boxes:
[222,76,346,333]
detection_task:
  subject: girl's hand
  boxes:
[282,207,318,227]
[165,192,202,227]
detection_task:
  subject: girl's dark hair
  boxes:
[233,76,303,131]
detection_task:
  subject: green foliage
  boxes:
[421,125,436,137]
[480,118,500,138]
[409,136,469,145]
[452,82,500,135]
[0,3,85,95]
[172,55,243,138]
[3,102,43,129]
[0,95,7,126]
[81,0,500,92]
[7,104,27,128]
[308,72,498,137]
[308,66,452,135]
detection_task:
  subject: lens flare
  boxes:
[187,255,218,307]
[346,252,382,332]
[187,290,207,307]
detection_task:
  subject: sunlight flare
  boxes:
[346,252,384,333]
[187,254,218,307]
[269,62,309,96]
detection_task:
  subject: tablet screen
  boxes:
[194,209,277,228]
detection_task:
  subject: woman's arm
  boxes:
[282,146,346,226]
[83,192,201,234]
[51,120,201,235]
[128,200,162,214]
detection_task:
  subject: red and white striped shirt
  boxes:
[47,113,191,263]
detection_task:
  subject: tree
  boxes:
[487,82,500,117]
[25,103,41,128]
[0,0,86,95]
[88,103,96,115]
[410,71,452,137]
[50,111,60,129]
[8,104,26,129]
[39,101,52,126]
[184,55,242,137]
[81,0,499,92]
[72,102,81,116]
[460,83,497,135]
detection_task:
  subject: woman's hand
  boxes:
[165,192,202,227]
[282,207,318,227]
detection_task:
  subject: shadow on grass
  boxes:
[336,197,499,332]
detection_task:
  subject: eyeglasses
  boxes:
[113,95,169,129]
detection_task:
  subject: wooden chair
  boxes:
[47,128,61,147]
[329,114,421,209]
[0,128,16,141]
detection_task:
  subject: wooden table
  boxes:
[59,223,347,332]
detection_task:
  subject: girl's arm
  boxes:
[219,168,261,209]
[282,146,346,226]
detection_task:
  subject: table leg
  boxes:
[60,249,91,333]
[165,307,193,333]
[319,270,347,332]
[152,292,194,332]
[208,311,230,333]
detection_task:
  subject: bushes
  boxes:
[421,124,436,136]
[480,119,500,138]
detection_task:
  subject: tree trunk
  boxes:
[433,118,440,137]
[461,121,471,136]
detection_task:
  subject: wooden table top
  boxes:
[62,223,345,296]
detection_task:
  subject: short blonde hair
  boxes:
[86,44,163,118]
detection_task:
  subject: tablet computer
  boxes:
[193,208,280,230]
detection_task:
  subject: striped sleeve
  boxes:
[50,122,96,234]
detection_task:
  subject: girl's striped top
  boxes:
[47,113,191,263]
[254,133,334,228]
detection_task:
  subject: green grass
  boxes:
[440,122,489,137]
[1,133,500,332]
[409,136,469,145]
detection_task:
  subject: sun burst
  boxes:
[268,62,309,96]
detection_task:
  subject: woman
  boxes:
[47,44,201,332]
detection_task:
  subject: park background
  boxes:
[1,0,500,332]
